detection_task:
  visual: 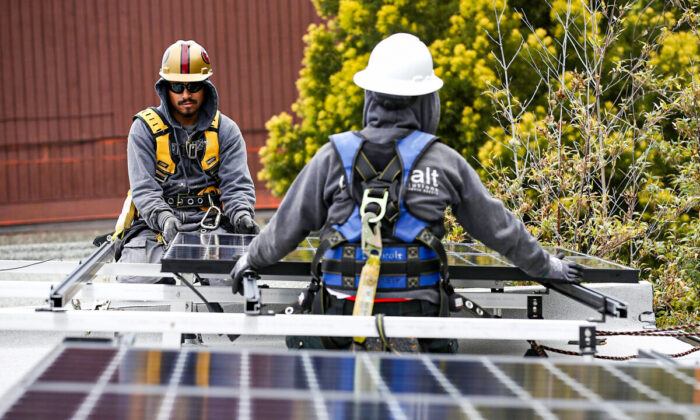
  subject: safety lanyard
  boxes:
[353,189,388,344]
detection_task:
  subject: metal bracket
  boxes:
[527,295,543,319]
[48,241,115,310]
[579,325,597,355]
[243,270,261,315]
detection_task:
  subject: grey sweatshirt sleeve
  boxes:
[447,147,551,277]
[406,143,551,278]
[216,116,256,223]
[126,119,172,231]
[247,144,340,269]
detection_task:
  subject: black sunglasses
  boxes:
[169,82,205,94]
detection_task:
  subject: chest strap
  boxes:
[134,107,221,184]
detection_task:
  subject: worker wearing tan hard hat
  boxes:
[116,40,258,285]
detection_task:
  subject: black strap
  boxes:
[311,229,346,280]
[415,228,449,282]
[114,219,150,261]
[354,152,402,223]
[339,246,354,288]
[321,256,440,277]
[163,193,221,209]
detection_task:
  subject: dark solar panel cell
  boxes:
[109,350,179,385]
[624,412,689,420]
[400,401,465,419]
[618,365,696,404]
[378,358,445,394]
[180,352,241,387]
[173,232,255,247]
[38,348,117,383]
[674,367,698,382]
[326,400,395,420]
[476,405,539,419]
[249,354,309,390]
[496,362,583,399]
[251,398,315,419]
[172,397,239,420]
[551,408,613,419]
[310,355,358,391]
[556,364,654,402]
[87,393,163,420]
[436,360,516,396]
[165,246,241,261]
[1,391,85,420]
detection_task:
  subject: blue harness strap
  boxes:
[329,132,364,242]
[322,130,440,290]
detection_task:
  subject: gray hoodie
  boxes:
[247,91,552,299]
[127,78,256,231]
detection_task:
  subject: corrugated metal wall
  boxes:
[0,0,319,225]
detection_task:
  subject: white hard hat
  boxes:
[353,33,443,96]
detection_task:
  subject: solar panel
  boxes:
[161,233,639,283]
[1,343,695,419]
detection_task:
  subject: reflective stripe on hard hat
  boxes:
[159,40,213,82]
[353,33,443,96]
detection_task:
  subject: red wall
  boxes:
[0,0,320,225]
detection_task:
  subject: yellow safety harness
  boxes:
[134,107,221,184]
[112,108,223,240]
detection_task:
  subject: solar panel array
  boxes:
[1,343,696,419]
[162,233,638,283]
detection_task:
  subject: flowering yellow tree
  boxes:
[260,0,699,325]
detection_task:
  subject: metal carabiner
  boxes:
[359,189,388,224]
[200,194,222,230]
[361,211,382,258]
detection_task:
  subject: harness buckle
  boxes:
[359,189,388,224]
[361,212,382,258]
[200,194,222,230]
[185,140,199,159]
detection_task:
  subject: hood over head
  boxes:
[362,90,440,135]
[154,78,219,130]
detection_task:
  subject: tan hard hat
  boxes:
[159,40,213,82]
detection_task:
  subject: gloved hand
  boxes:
[544,253,584,283]
[162,216,183,244]
[235,214,260,234]
[230,252,252,295]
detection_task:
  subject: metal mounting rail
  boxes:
[546,281,628,319]
[0,309,596,341]
[48,241,115,309]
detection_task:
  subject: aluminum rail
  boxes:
[547,282,628,319]
[0,308,595,341]
[48,241,115,309]
[0,281,529,309]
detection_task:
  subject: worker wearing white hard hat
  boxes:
[232,33,582,352]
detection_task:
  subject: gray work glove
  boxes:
[234,214,260,234]
[162,216,182,244]
[230,253,252,295]
[544,253,584,283]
